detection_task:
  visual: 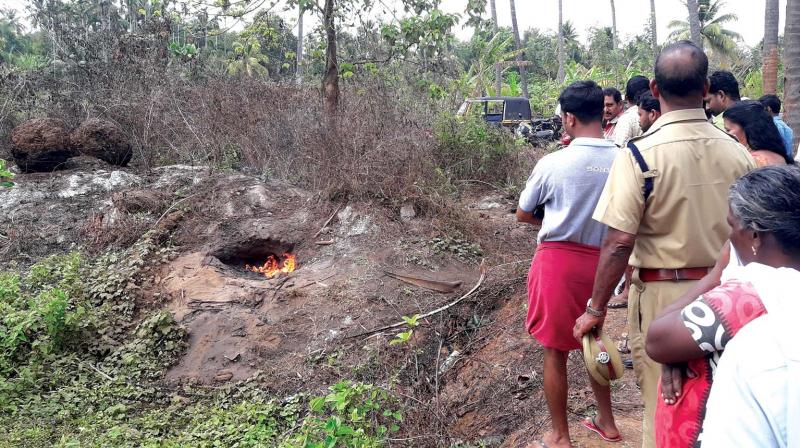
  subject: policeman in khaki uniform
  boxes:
[573,41,755,448]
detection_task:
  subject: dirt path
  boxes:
[457,190,645,447]
[567,309,644,448]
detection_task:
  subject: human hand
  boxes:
[573,312,604,342]
[661,363,697,405]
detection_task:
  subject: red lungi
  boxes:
[526,241,600,351]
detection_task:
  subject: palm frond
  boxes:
[708,13,738,25]
[667,19,689,29]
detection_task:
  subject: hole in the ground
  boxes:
[211,238,296,278]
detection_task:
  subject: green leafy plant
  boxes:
[401,314,420,327]
[291,381,401,447]
[429,235,484,260]
[389,330,413,346]
[0,159,13,188]
[168,42,198,61]
[388,314,421,346]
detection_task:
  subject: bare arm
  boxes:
[659,242,730,315]
[573,228,636,339]
[645,303,706,364]
[516,207,542,227]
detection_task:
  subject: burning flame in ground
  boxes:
[246,253,296,278]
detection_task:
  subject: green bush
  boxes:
[287,380,401,448]
[432,112,523,184]
[0,253,86,378]
[0,159,12,188]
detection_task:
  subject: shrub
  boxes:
[0,159,12,188]
[432,112,524,184]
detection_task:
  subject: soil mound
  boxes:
[10,118,74,172]
[70,118,133,166]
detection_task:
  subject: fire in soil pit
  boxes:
[245,253,296,278]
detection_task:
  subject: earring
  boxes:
[751,246,758,256]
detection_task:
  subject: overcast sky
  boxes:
[439,0,784,47]
[2,0,786,48]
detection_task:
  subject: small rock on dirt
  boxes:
[70,118,132,166]
[400,203,416,222]
[10,118,75,173]
[475,199,503,210]
[213,370,233,382]
[112,189,169,214]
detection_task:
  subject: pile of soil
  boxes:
[70,118,132,166]
[10,118,74,172]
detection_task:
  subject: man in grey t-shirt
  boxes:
[517,80,620,448]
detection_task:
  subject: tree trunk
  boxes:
[650,0,658,59]
[510,0,528,98]
[297,7,304,84]
[129,0,137,33]
[610,0,618,50]
[784,0,800,152]
[557,0,565,82]
[686,0,703,49]
[100,0,110,63]
[490,0,501,95]
[763,0,780,94]
[322,0,339,117]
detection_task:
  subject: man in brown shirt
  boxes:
[573,41,755,448]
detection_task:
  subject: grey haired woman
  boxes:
[643,165,800,448]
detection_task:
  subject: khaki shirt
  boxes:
[593,109,756,269]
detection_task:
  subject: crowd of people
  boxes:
[516,40,800,448]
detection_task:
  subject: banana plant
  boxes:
[465,32,522,97]
[227,37,269,77]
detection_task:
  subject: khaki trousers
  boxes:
[629,269,698,448]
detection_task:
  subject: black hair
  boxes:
[709,70,741,100]
[638,91,660,113]
[730,164,800,257]
[759,94,781,114]
[724,100,793,164]
[603,87,622,103]
[558,80,604,124]
[654,40,708,99]
[625,76,650,104]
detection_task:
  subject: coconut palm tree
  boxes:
[509,0,529,98]
[609,0,618,50]
[296,6,303,83]
[650,0,658,58]
[227,38,269,77]
[784,0,800,149]
[557,0,564,82]
[490,0,502,95]
[668,0,742,59]
[763,0,779,94]
[686,0,702,48]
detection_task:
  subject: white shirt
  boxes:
[702,265,800,447]
[612,105,641,147]
[518,137,617,246]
